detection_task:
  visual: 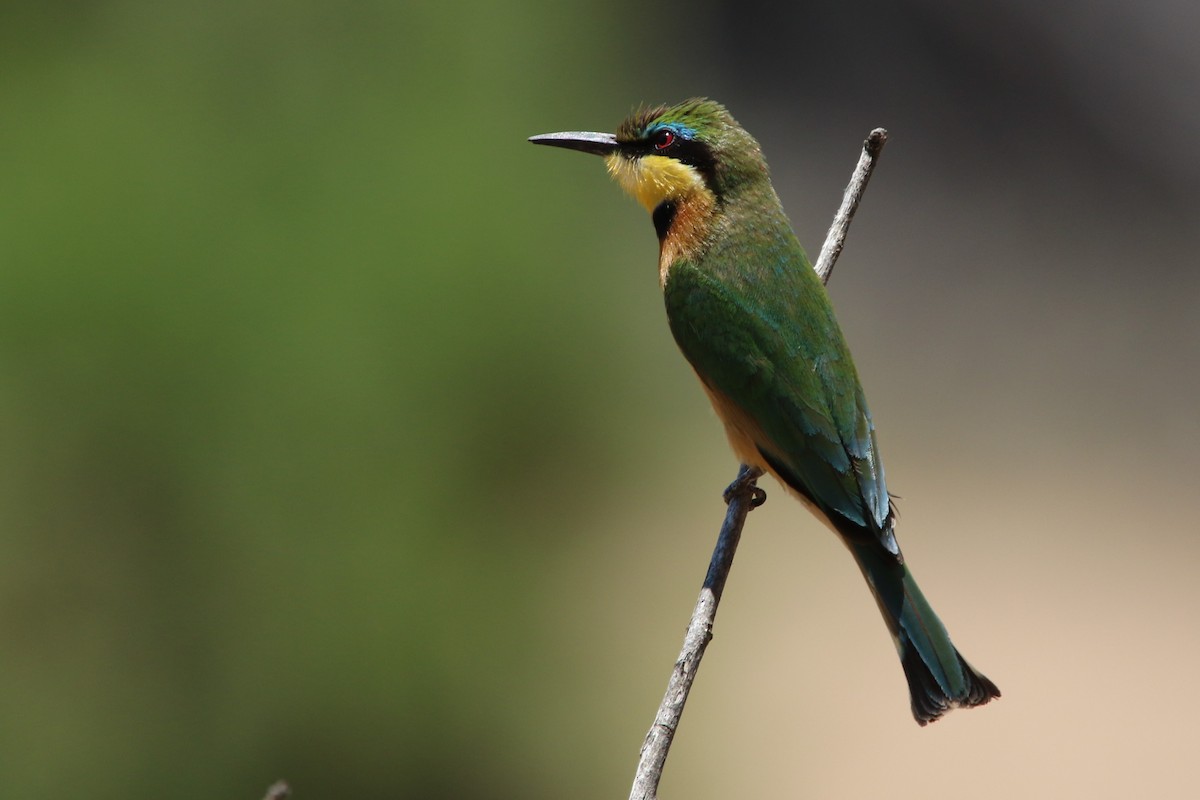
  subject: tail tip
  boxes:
[905,649,1001,726]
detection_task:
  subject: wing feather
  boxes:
[663,255,895,549]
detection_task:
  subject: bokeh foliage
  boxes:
[0,2,664,796]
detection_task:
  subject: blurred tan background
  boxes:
[2,0,1198,797]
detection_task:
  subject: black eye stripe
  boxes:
[631,136,709,163]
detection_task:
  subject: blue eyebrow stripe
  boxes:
[650,122,698,140]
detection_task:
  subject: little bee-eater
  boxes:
[530,98,999,725]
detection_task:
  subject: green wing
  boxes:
[663,253,895,551]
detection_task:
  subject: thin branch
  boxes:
[262,780,291,800]
[628,465,764,800]
[814,128,889,285]
[627,128,889,800]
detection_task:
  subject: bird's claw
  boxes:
[723,465,766,506]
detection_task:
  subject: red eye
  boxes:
[653,130,675,150]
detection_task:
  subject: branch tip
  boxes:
[262,780,291,800]
[813,125,889,285]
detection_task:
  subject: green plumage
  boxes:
[530,98,999,724]
[662,190,892,541]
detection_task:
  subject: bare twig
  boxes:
[262,780,291,800]
[628,128,888,800]
[814,128,889,284]
[628,465,764,800]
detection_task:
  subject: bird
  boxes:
[529,98,1000,725]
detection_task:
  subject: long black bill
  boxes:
[528,131,618,156]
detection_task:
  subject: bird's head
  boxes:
[530,98,768,216]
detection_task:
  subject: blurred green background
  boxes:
[3,1,1198,797]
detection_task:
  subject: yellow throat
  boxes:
[605,153,707,212]
[604,153,715,284]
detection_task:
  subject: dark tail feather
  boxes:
[852,541,1001,725]
[900,630,1001,725]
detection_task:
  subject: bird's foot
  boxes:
[723,464,766,507]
